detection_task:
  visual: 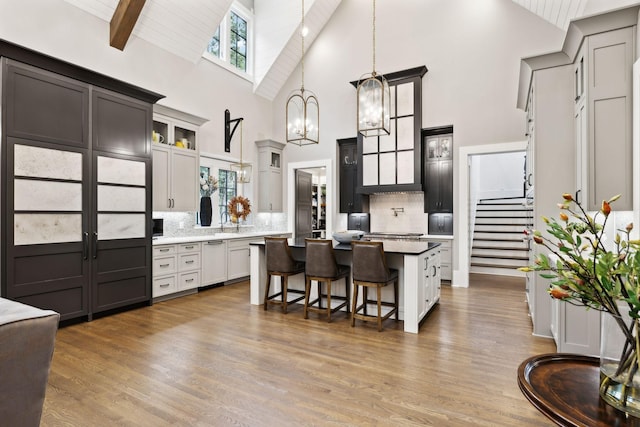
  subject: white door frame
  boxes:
[287,158,333,237]
[455,140,527,287]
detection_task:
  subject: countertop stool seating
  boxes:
[264,237,306,313]
[351,241,399,332]
[303,239,350,322]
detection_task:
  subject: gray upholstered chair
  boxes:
[303,238,350,322]
[264,237,306,313]
[0,297,59,426]
[351,240,399,331]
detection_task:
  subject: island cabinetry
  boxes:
[256,140,284,212]
[418,249,441,320]
[152,105,208,212]
[202,240,228,286]
[227,238,263,282]
[425,238,451,281]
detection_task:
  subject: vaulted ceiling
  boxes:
[63,0,599,102]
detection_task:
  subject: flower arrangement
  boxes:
[200,173,218,197]
[520,193,640,415]
[228,195,251,222]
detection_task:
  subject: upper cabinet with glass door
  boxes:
[353,66,428,194]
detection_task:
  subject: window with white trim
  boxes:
[204,2,253,79]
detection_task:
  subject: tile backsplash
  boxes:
[369,192,428,233]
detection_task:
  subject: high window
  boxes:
[204,3,253,79]
[218,169,237,220]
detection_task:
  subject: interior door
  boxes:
[295,170,313,238]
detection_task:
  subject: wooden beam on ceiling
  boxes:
[110,0,146,51]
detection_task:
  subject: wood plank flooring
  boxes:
[41,274,556,426]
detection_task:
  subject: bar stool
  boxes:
[264,237,306,313]
[351,240,399,331]
[303,239,350,322]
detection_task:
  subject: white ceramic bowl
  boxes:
[332,230,365,244]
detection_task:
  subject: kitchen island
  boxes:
[249,238,441,333]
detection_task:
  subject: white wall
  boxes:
[471,151,525,200]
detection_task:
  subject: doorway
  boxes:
[287,159,333,238]
[456,141,527,287]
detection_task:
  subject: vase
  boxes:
[599,305,640,417]
[200,196,212,227]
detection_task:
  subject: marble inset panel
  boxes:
[14,144,82,180]
[397,151,415,184]
[98,156,145,186]
[15,179,82,211]
[98,185,145,212]
[379,152,396,185]
[362,154,378,186]
[396,82,414,117]
[98,213,146,240]
[379,120,396,152]
[362,135,378,154]
[14,213,82,245]
[396,117,414,151]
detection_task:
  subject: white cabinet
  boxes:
[574,27,634,210]
[551,298,601,357]
[256,139,284,212]
[227,238,262,281]
[152,105,208,212]
[202,239,228,286]
[153,243,201,298]
[418,248,441,321]
[153,145,199,211]
[426,238,451,281]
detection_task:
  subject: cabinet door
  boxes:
[202,240,227,285]
[152,146,171,211]
[258,169,282,212]
[425,163,441,212]
[439,160,453,212]
[92,88,152,157]
[227,240,251,280]
[171,149,198,212]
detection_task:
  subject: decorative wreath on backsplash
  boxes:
[228,196,252,221]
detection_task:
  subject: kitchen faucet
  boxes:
[220,211,230,232]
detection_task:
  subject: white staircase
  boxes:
[470,197,532,276]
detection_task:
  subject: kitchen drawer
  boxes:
[179,242,201,253]
[153,255,177,275]
[441,263,452,281]
[153,274,177,297]
[154,245,176,257]
[179,270,200,291]
[179,252,201,271]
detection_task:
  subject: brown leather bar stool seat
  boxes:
[351,240,399,331]
[304,239,350,322]
[264,237,306,313]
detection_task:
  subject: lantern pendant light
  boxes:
[357,0,390,137]
[286,0,319,146]
[230,121,252,183]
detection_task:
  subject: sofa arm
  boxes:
[0,297,60,427]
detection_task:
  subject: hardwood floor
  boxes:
[41,274,556,426]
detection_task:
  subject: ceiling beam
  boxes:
[110,0,146,50]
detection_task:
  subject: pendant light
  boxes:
[286,0,319,146]
[357,0,390,137]
[230,120,252,183]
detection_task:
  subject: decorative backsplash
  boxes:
[369,192,428,234]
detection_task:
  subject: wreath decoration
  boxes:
[228,196,251,222]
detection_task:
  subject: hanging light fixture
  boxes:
[357,0,390,137]
[230,120,252,183]
[286,0,319,146]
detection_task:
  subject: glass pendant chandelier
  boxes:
[357,0,390,137]
[230,121,252,183]
[286,0,319,146]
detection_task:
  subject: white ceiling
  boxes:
[511,0,588,30]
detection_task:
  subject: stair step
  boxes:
[471,253,529,261]
[470,265,526,277]
[473,245,529,251]
[474,224,528,232]
[470,258,528,267]
[473,237,527,244]
[474,215,532,222]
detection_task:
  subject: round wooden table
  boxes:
[518,353,640,426]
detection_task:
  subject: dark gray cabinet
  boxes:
[1,49,161,322]
[423,131,453,214]
[338,137,367,213]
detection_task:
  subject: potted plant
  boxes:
[521,193,640,416]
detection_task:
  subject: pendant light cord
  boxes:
[301,0,305,92]
[372,0,376,75]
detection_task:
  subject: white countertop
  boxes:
[152,231,289,245]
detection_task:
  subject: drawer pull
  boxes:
[207,241,223,245]
[160,283,170,288]
[186,260,194,264]
[159,248,170,252]
[160,263,170,267]
[186,278,194,283]
[185,245,194,249]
